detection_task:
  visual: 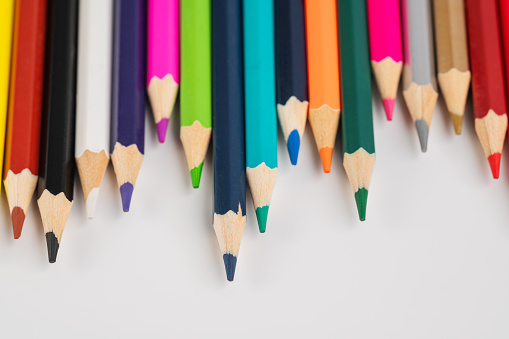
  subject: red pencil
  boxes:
[466,0,508,179]
[3,0,47,238]
[500,0,509,110]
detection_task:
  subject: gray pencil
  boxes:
[401,0,438,152]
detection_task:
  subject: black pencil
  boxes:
[37,0,79,263]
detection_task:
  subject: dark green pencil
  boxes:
[339,0,376,221]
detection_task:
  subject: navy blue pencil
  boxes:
[111,0,146,212]
[212,0,246,282]
[274,0,309,165]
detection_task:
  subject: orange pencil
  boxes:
[304,0,341,173]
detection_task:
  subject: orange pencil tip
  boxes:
[488,153,501,179]
[319,147,333,173]
[11,207,25,239]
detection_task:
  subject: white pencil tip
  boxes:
[85,188,100,219]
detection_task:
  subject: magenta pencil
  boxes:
[367,0,403,121]
[147,0,179,143]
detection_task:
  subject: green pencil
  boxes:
[339,0,376,221]
[180,0,212,189]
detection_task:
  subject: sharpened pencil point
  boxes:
[11,207,25,239]
[287,130,300,165]
[190,162,204,189]
[488,153,501,179]
[85,188,100,219]
[449,113,463,135]
[255,206,269,233]
[120,183,134,212]
[354,188,368,221]
[46,232,59,263]
[156,118,169,143]
[415,119,429,152]
[383,98,395,121]
[319,147,333,173]
[223,253,237,282]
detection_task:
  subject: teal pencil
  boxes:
[243,0,277,233]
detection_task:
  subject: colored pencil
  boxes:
[0,1,15,195]
[4,0,46,239]
[339,0,376,221]
[499,1,509,122]
[401,0,438,152]
[180,0,212,189]
[367,0,402,121]
[76,0,113,219]
[37,0,78,263]
[466,0,507,178]
[274,0,308,165]
[243,0,278,233]
[212,0,246,281]
[433,0,470,135]
[111,0,146,211]
[304,0,341,173]
[147,0,179,143]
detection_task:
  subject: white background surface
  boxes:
[1,86,509,338]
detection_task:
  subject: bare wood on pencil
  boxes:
[475,109,508,157]
[4,169,38,215]
[402,80,438,126]
[180,120,212,170]
[111,142,144,187]
[438,68,471,133]
[308,104,340,150]
[371,57,403,100]
[213,204,246,257]
[37,189,73,242]
[147,73,178,124]
[277,96,308,140]
[343,148,376,192]
[246,162,277,209]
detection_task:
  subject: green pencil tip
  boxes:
[255,206,269,233]
[190,162,204,189]
[354,188,368,221]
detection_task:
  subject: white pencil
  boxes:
[75,0,113,219]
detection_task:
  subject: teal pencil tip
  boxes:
[354,188,368,221]
[190,162,204,189]
[255,206,269,233]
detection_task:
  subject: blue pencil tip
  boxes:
[223,253,237,281]
[287,130,300,165]
[120,183,134,212]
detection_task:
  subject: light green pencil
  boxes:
[180,0,212,189]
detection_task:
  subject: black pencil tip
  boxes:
[46,232,59,263]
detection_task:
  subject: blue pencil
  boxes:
[212,0,246,282]
[110,0,146,212]
[274,0,309,165]
[243,0,278,233]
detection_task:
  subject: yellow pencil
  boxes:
[0,1,15,192]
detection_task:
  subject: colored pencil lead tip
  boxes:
[382,98,395,121]
[449,113,463,135]
[415,119,429,153]
[46,232,59,263]
[120,183,134,212]
[223,253,237,282]
[255,206,269,233]
[488,153,501,179]
[354,188,368,221]
[190,162,204,189]
[287,130,300,165]
[319,147,333,173]
[156,118,169,143]
[11,207,25,239]
[85,189,100,219]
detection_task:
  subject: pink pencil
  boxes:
[367,0,403,121]
[147,0,179,143]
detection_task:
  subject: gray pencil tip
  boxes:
[415,119,429,153]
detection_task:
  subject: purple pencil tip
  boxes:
[156,119,169,143]
[120,182,134,212]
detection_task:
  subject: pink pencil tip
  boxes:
[383,98,395,121]
[156,119,169,143]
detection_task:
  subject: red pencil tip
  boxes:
[11,207,25,239]
[488,153,501,179]
[383,98,395,121]
[319,147,333,173]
